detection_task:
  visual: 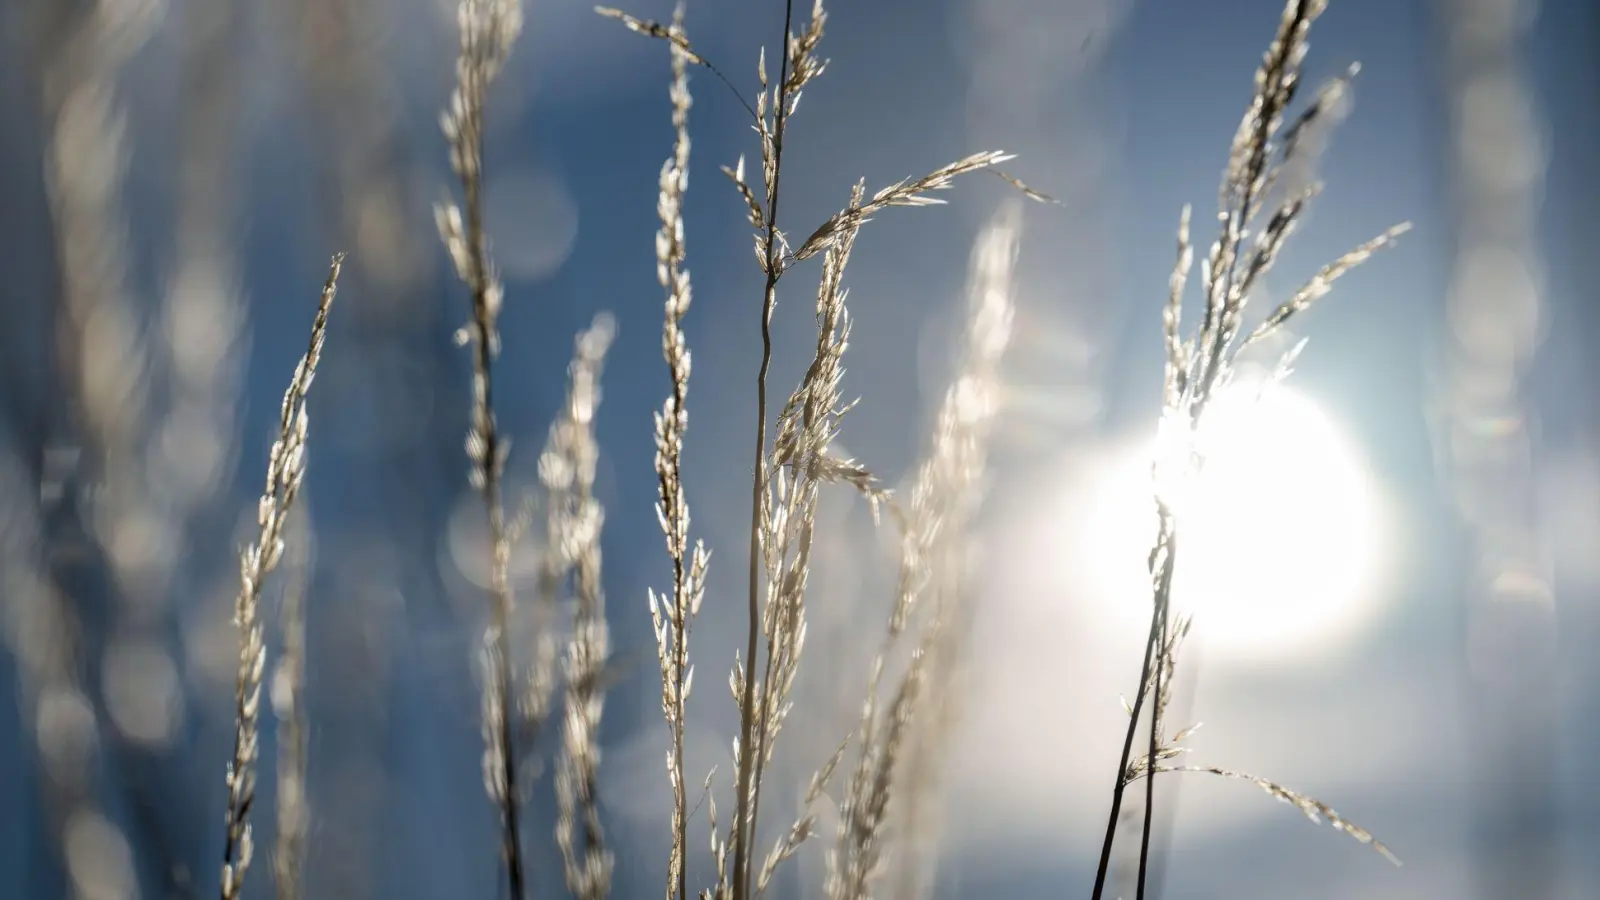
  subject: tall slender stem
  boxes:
[733,5,796,900]
[1090,528,1177,900]
[1136,573,1171,899]
[467,173,528,900]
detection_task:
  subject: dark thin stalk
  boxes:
[698,57,761,125]
[672,606,689,900]
[1088,612,1159,899]
[469,250,528,900]
[1136,567,1171,900]
[669,469,689,900]
[1117,12,1305,896]
[733,4,795,900]
[1089,528,1177,900]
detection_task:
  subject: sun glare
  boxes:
[1086,378,1389,660]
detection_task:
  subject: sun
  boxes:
[1086,377,1389,660]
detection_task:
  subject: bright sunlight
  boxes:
[1087,376,1390,660]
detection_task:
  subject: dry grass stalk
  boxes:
[825,202,1022,900]
[734,130,1029,900]
[728,9,1025,899]
[220,255,343,900]
[789,151,1017,265]
[603,5,1034,898]
[1130,764,1402,866]
[743,178,875,900]
[434,0,530,896]
[1089,3,1409,898]
[637,8,712,900]
[551,315,619,900]
[729,7,831,891]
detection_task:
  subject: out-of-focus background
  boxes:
[1,0,1595,898]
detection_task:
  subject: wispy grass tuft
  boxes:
[603,5,1043,900]
[1088,3,1409,898]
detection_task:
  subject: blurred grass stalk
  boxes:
[1430,0,1559,897]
